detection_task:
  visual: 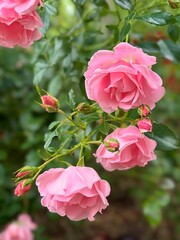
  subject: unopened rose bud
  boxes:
[76,102,91,112]
[137,118,153,133]
[104,138,120,152]
[168,0,179,8]
[41,95,59,113]
[16,166,38,179]
[138,105,150,117]
[14,180,31,196]
[16,171,30,178]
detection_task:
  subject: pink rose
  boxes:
[0,213,37,240]
[95,126,157,171]
[0,0,42,24]
[84,42,165,113]
[36,166,110,221]
[0,11,43,48]
[137,118,153,133]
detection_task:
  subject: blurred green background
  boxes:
[0,0,180,239]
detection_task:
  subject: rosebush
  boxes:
[0,0,180,239]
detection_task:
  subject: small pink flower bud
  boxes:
[41,95,59,113]
[137,118,153,133]
[15,166,38,179]
[138,105,150,117]
[16,171,30,178]
[14,180,31,196]
[104,138,120,152]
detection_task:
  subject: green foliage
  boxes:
[115,0,133,10]
[146,123,179,151]
[135,11,176,26]
[1,0,180,239]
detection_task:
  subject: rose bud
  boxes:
[104,138,120,152]
[138,105,150,117]
[41,95,59,113]
[137,118,153,133]
[15,166,38,179]
[16,171,30,178]
[76,102,92,113]
[14,180,31,196]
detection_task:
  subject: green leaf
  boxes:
[48,121,60,130]
[81,112,100,123]
[67,89,76,110]
[126,109,139,120]
[48,75,62,96]
[45,3,57,16]
[167,24,180,42]
[135,11,176,26]
[157,40,180,63]
[44,130,58,150]
[119,22,131,41]
[93,0,108,6]
[33,62,49,85]
[139,41,160,54]
[75,0,86,5]
[145,123,179,151]
[143,200,162,226]
[115,0,133,10]
[49,39,63,66]
[99,121,110,135]
[40,10,50,35]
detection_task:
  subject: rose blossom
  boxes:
[84,42,165,113]
[0,213,37,240]
[0,11,43,48]
[137,118,153,133]
[95,126,157,171]
[0,0,43,48]
[0,0,43,24]
[36,166,110,221]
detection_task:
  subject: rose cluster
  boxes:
[14,43,165,222]
[84,42,164,171]
[0,0,43,48]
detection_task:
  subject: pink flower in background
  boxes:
[0,0,43,48]
[0,213,37,240]
[84,42,165,113]
[0,11,43,48]
[36,166,110,221]
[95,126,157,171]
[0,0,42,24]
[137,118,153,133]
